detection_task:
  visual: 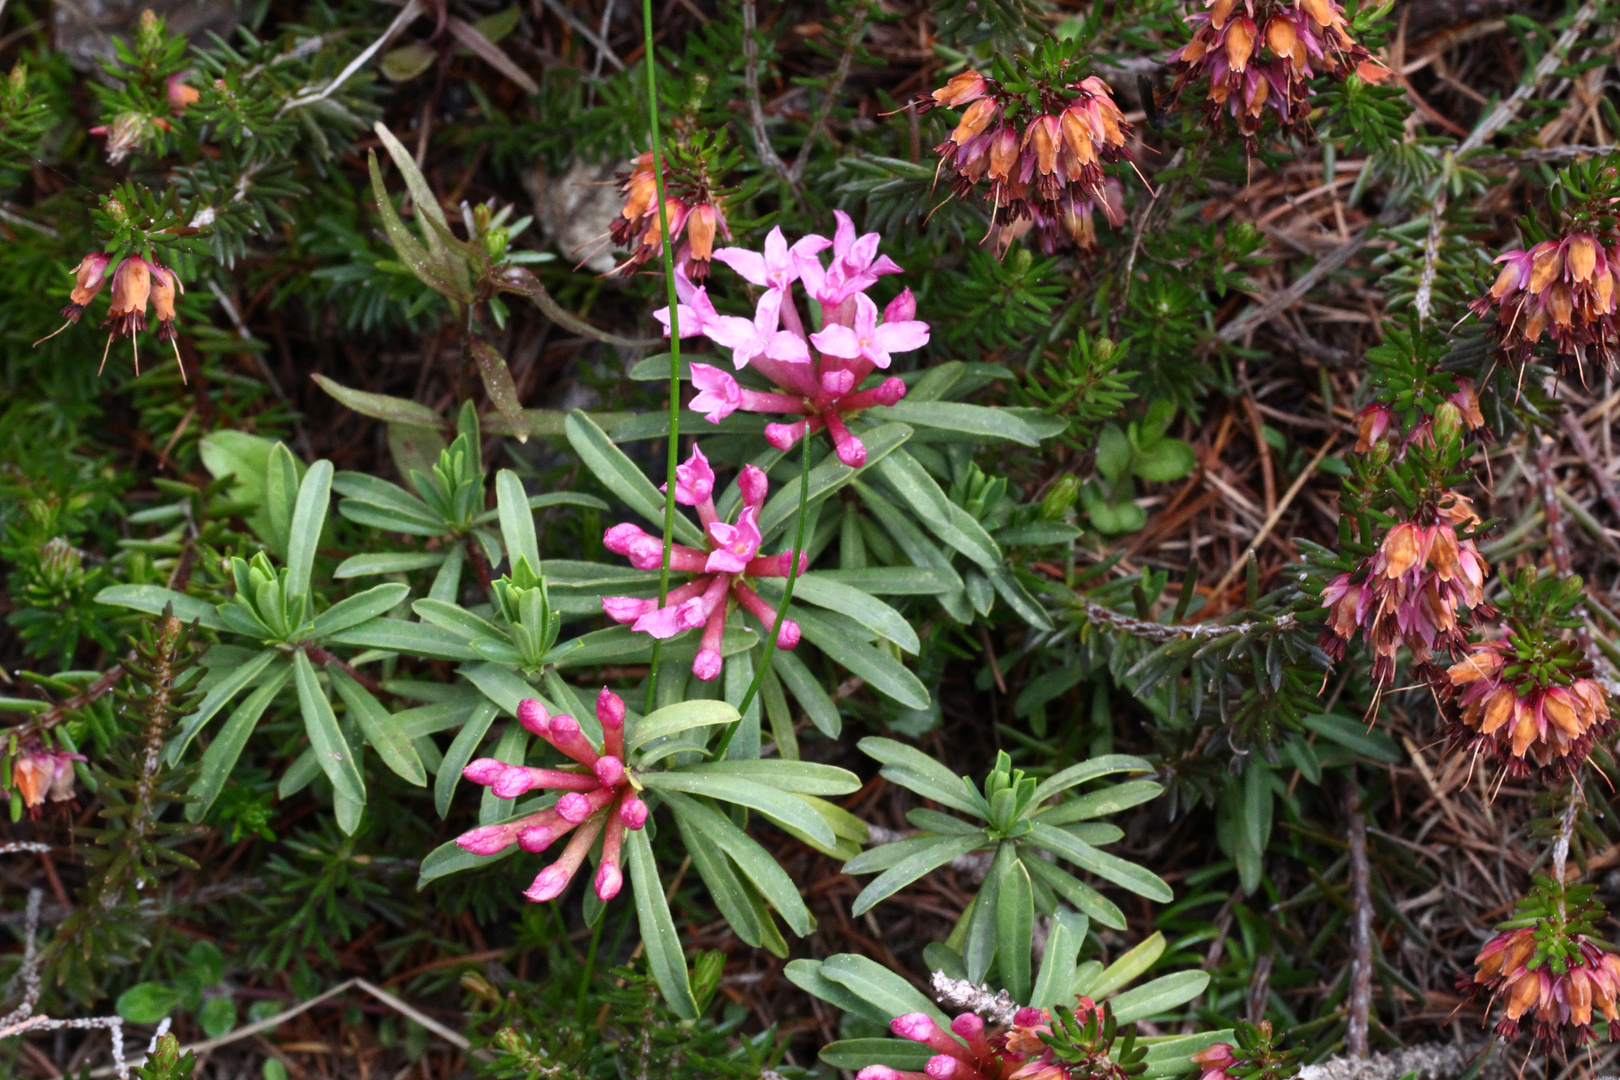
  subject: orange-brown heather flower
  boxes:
[1441,637,1614,780]
[608,151,730,279]
[1460,926,1620,1046]
[1318,495,1491,686]
[60,253,112,324]
[917,64,1132,255]
[1467,229,1620,375]
[11,748,85,817]
[1169,0,1391,148]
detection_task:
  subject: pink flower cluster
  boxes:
[1467,230,1620,370]
[1190,1043,1238,1080]
[1319,498,1491,686]
[453,691,647,904]
[858,1001,1126,1080]
[655,212,930,468]
[601,445,806,682]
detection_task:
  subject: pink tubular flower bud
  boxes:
[776,620,801,649]
[519,822,567,852]
[822,368,856,395]
[602,596,654,624]
[523,812,607,902]
[1012,1007,1046,1027]
[544,715,600,767]
[594,860,624,902]
[593,755,625,787]
[595,812,626,900]
[926,1056,982,1080]
[493,766,598,799]
[858,1069,931,1080]
[620,794,649,829]
[525,864,573,903]
[693,649,723,682]
[738,464,770,509]
[598,687,626,758]
[603,522,652,556]
[463,757,508,785]
[949,1015,984,1042]
[824,410,867,467]
[884,288,917,323]
[454,823,522,856]
[891,1015,972,1063]
[517,698,551,735]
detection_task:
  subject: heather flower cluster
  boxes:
[600,445,807,683]
[1169,0,1390,145]
[454,692,646,904]
[38,249,186,378]
[1467,230,1620,374]
[1460,926,1620,1046]
[657,211,930,467]
[11,747,84,816]
[1318,496,1491,686]
[918,66,1130,254]
[611,150,730,279]
[1353,381,1484,455]
[1442,639,1614,779]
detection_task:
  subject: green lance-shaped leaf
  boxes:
[186,663,292,821]
[471,340,531,443]
[313,374,444,427]
[495,468,540,571]
[330,668,426,786]
[859,737,986,816]
[1027,822,1173,902]
[627,825,698,1019]
[96,585,229,633]
[565,410,705,546]
[310,583,410,640]
[286,460,334,603]
[996,847,1035,1004]
[292,650,366,829]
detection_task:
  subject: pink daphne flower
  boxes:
[670,214,929,467]
[453,689,644,904]
[601,447,806,682]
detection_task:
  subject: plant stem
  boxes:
[640,0,681,714]
[714,435,813,760]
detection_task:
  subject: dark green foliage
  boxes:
[50,609,206,992]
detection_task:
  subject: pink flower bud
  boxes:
[893,1014,944,1044]
[693,648,723,682]
[594,862,624,901]
[519,824,562,852]
[603,522,651,555]
[738,465,770,508]
[926,1055,978,1079]
[462,758,507,785]
[872,376,906,406]
[1012,1007,1046,1027]
[765,423,798,451]
[822,368,856,395]
[524,864,573,902]
[597,687,626,729]
[454,824,519,855]
[884,288,917,323]
[556,792,593,823]
[602,596,653,624]
[777,620,801,649]
[545,714,601,767]
[493,769,538,799]
[593,755,625,787]
[949,1015,983,1041]
[620,795,649,829]
[517,698,550,735]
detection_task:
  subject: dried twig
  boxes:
[787,2,870,185]
[1082,603,1299,644]
[1,888,129,1078]
[1345,775,1372,1059]
[740,0,796,193]
[930,972,1020,1026]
